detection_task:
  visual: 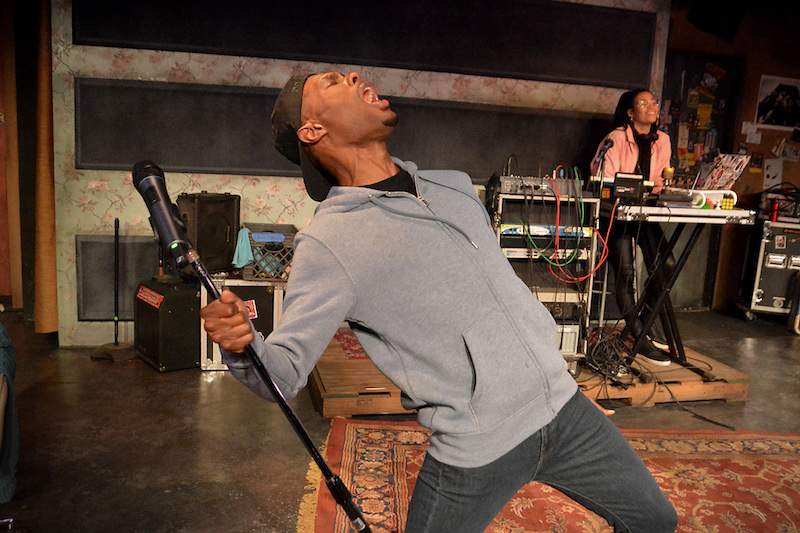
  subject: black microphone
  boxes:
[132,160,191,267]
[594,138,614,164]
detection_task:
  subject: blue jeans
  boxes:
[405,391,678,533]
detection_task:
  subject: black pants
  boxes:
[605,220,676,342]
[406,391,678,533]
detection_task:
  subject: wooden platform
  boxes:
[308,336,414,418]
[579,347,750,407]
[308,334,749,417]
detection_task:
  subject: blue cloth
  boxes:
[251,232,286,243]
[232,228,253,268]
[405,391,678,533]
[0,322,18,503]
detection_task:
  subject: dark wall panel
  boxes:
[75,79,289,176]
[76,78,612,182]
[76,235,159,321]
[72,0,655,89]
[388,99,610,181]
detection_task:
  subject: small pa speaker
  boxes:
[177,192,240,273]
[134,278,201,372]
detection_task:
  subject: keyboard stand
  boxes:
[609,205,755,380]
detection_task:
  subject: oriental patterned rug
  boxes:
[297,418,800,533]
[333,327,368,359]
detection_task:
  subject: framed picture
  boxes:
[755,75,800,130]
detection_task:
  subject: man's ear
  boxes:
[297,121,326,145]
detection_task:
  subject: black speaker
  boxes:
[176,192,240,273]
[134,278,201,372]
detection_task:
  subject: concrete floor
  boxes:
[0,307,798,532]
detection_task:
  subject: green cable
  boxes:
[502,167,590,269]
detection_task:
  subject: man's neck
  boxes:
[325,144,398,187]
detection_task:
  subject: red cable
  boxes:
[548,200,619,284]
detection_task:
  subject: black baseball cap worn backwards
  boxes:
[271,74,337,202]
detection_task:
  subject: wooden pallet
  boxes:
[309,332,749,416]
[579,348,750,407]
[307,336,414,418]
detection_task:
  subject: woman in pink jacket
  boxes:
[591,89,672,191]
[592,89,674,367]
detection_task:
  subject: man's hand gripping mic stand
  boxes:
[132,161,371,533]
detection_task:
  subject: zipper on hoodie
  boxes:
[378,174,429,206]
[367,192,478,249]
[413,173,429,206]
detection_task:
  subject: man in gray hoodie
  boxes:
[201,72,677,533]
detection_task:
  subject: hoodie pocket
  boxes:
[462,306,545,432]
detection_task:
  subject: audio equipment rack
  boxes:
[492,188,600,372]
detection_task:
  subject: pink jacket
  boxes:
[590,125,672,191]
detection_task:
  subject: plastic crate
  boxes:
[242,223,297,280]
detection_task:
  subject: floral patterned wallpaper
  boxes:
[51,0,669,346]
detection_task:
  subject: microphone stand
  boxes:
[182,247,372,532]
[190,249,372,531]
[594,141,611,200]
[133,160,370,532]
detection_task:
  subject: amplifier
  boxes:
[134,278,201,372]
[499,223,592,255]
[543,301,584,321]
[176,192,240,273]
[497,195,596,231]
[510,263,589,301]
[500,223,591,239]
[500,233,587,247]
[503,247,591,261]
[499,176,583,197]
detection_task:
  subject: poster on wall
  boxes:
[755,75,800,130]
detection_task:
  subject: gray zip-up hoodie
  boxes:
[223,158,578,468]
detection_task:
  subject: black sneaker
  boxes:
[637,345,671,366]
[646,333,670,352]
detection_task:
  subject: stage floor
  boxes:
[1,308,796,532]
